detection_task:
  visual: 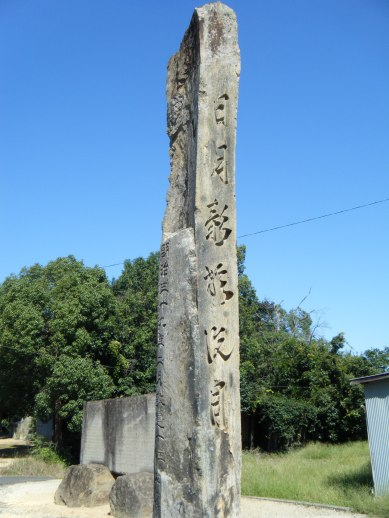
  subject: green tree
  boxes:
[237,244,373,449]
[35,355,114,457]
[0,257,119,436]
[362,347,389,373]
[0,264,50,418]
[1,247,386,455]
[112,253,159,396]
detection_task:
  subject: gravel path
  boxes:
[0,479,103,518]
[242,497,368,518]
[0,479,369,518]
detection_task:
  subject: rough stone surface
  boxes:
[80,394,155,475]
[12,416,32,439]
[109,472,154,518]
[54,464,114,508]
[154,3,241,517]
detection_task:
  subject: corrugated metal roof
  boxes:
[350,372,389,385]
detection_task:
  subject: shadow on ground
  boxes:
[327,462,373,490]
[0,445,32,459]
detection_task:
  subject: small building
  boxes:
[36,418,53,441]
[351,372,389,496]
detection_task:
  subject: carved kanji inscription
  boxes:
[214,94,229,125]
[156,4,241,516]
[205,326,234,363]
[212,145,228,184]
[204,263,234,305]
[204,199,232,246]
[210,380,226,429]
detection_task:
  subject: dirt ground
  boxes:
[0,438,31,471]
[0,482,369,518]
[0,439,368,518]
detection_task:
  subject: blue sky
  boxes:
[1,0,388,353]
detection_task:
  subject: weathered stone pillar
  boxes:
[154,3,241,517]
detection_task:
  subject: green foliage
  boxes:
[29,434,68,465]
[237,245,379,450]
[35,355,114,433]
[0,257,118,417]
[240,320,369,449]
[255,394,318,451]
[0,247,387,458]
[0,253,160,454]
[0,257,119,456]
[112,252,159,396]
[362,347,389,372]
[0,418,10,436]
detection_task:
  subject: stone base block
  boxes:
[109,472,153,518]
[54,464,114,507]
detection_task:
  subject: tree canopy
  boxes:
[0,248,386,456]
[0,256,118,454]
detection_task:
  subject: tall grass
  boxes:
[1,456,66,478]
[242,441,389,517]
[0,438,67,479]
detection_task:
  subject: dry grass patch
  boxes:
[1,456,66,478]
[0,438,67,479]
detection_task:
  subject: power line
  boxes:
[101,196,389,268]
[237,197,389,239]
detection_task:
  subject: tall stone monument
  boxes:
[154,3,241,517]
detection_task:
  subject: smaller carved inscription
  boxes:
[160,281,169,295]
[159,301,168,315]
[154,472,162,514]
[156,416,165,441]
[159,242,170,314]
[158,316,167,347]
[160,241,170,258]
[156,240,170,476]
[159,279,169,313]
[160,261,169,277]
[157,350,164,366]
[156,402,165,439]
[156,384,167,449]
[156,449,166,465]
[156,369,163,391]
[205,199,232,246]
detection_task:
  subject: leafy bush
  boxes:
[29,434,68,465]
[0,418,10,436]
[253,394,318,451]
[0,248,385,458]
